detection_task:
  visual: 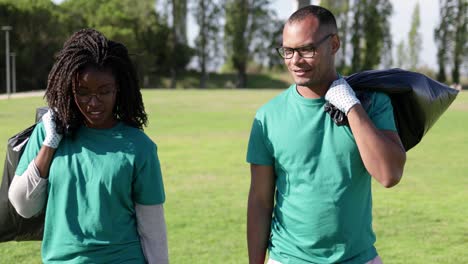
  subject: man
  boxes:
[246,5,406,264]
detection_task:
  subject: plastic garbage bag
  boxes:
[0,107,48,242]
[324,68,459,151]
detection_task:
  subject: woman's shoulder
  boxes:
[120,123,156,147]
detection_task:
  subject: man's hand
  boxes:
[42,109,63,149]
[325,78,361,115]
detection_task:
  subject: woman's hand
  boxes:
[42,109,63,149]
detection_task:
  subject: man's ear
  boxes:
[331,34,340,54]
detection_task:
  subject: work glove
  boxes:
[42,109,63,149]
[325,78,360,115]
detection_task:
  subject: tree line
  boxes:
[0,0,466,92]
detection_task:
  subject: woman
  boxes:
[8,29,168,264]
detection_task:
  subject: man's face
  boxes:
[282,17,337,89]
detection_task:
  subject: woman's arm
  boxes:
[8,109,62,218]
[135,203,169,264]
[8,160,48,218]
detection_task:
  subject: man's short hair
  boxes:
[288,5,338,32]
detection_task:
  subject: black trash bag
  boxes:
[0,107,48,242]
[324,68,459,151]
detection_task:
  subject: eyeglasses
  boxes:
[276,34,334,59]
[73,89,116,103]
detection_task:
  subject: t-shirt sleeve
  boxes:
[133,142,166,205]
[368,92,397,132]
[15,122,46,176]
[246,115,274,166]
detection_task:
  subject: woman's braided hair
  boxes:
[45,28,147,135]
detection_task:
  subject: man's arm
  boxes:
[247,164,275,264]
[325,78,406,188]
[347,104,406,187]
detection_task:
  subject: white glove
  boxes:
[325,78,361,115]
[42,109,63,149]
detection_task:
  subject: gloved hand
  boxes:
[42,109,63,149]
[325,78,361,115]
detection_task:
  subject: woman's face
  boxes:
[73,66,118,129]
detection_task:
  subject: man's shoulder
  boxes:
[356,91,391,110]
[256,85,294,116]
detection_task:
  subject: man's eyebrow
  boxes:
[282,43,316,49]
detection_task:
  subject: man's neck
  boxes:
[296,85,326,98]
[296,72,339,99]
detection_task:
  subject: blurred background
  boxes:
[0,0,466,93]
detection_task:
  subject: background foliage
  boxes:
[0,0,466,92]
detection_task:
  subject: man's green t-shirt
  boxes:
[247,85,396,264]
[16,122,165,263]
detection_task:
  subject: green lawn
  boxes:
[0,90,466,264]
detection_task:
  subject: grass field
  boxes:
[0,89,466,264]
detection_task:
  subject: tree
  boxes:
[0,0,66,92]
[434,0,454,83]
[408,2,421,70]
[192,0,223,88]
[224,0,249,88]
[350,0,392,72]
[262,18,285,71]
[363,0,392,70]
[434,0,468,84]
[380,18,393,69]
[173,0,187,44]
[295,0,310,9]
[350,0,363,72]
[320,0,351,73]
[452,0,467,84]
[0,0,192,90]
[61,0,185,87]
[169,0,188,88]
[396,40,408,69]
[224,0,278,88]
[249,6,283,73]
